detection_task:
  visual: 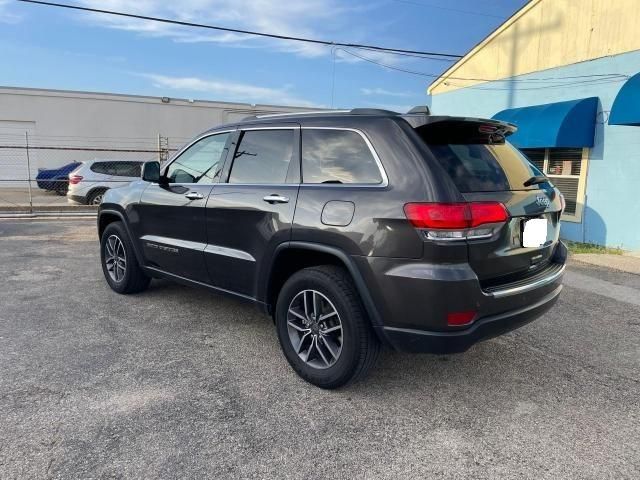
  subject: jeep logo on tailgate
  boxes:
[536,196,550,208]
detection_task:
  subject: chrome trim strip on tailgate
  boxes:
[484,263,565,298]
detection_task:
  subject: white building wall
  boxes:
[0,86,316,177]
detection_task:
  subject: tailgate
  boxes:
[414,117,564,283]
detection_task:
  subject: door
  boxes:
[204,126,300,297]
[136,131,233,282]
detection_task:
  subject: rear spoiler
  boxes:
[404,115,517,145]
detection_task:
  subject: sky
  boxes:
[0,0,528,110]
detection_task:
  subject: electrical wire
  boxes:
[356,46,458,62]
[388,0,504,19]
[16,0,464,58]
[338,48,629,85]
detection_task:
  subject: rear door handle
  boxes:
[185,191,204,200]
[263,194,289,204]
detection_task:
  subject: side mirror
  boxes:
[142,161,161,183]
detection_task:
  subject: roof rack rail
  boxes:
[253,110,348,119]
[349,108,399,115]
[243,107,419,121]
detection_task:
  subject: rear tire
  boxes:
[275,265,380,389]
[100,221,150,294]
[88,188,107,205]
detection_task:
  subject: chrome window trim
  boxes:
[225,126,300,185]
[161,129,236,184]
[238,126,300,131]
[300,127,389,188]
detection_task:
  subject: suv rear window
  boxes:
[90,161,142,177]
[416,123,544,193]
[111,162,142,177]
[90,162,110,175]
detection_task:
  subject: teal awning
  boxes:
[492,97,598,148]
[609,73,640,126]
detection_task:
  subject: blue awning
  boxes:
[492,97,598,148]
[609,72,640,125]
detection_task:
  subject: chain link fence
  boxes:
[0,132,184,214]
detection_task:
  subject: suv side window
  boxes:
[166,132,230,184]
[228,130,294,184]
[90,163,110,175]
[111,162,142,177]
[301,129,383,184]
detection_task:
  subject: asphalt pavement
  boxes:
[0,219,638,479]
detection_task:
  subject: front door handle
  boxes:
[185,191,204,200]
[263,194,290,204]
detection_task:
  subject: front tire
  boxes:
[100,221,150,294]
[275,265,380,389]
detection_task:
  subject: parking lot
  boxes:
[1,219,639,479]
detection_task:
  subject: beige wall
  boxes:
[429,0,640,94]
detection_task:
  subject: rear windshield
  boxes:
[415,121,545,192]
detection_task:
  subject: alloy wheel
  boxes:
[287,289,343,369]
[105,234,127,282]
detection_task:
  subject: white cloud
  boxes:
[361,87,412,97]
[76,0,361,57]
[0,0,21,23]
[140,73,320,107]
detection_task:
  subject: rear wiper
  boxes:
[523,175,548,187]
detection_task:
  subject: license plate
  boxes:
[522,218,548,248]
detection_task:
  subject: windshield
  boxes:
[427,142,546,193]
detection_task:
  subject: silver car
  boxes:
[67,159,143,205]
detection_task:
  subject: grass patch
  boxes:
[565,241,624,255]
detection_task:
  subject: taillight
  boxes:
[404,202,509,241]
[69,175,83,185]
[447,310,477,326]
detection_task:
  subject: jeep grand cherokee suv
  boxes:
[97,109,566,388]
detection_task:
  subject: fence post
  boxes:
[157,134,169,163]
[25,131,33,214]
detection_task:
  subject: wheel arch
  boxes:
[262,242,384,331]
[98,208,145,266]
[87,186,109,205]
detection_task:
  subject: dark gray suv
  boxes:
[97,109,566,388]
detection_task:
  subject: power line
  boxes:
[388,0,504,19]
[339,48,629,84]
[16,0,464,58]
[357,46,458,62]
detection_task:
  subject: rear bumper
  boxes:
[68,194,87,205]
[376,284,561,353]
[352,242,567,353]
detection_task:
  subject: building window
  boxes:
[521,147,589,223]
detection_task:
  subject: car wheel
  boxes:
[275,265,380,389]
[54,183,68,196]
[100,221,150,294]
[88,189,107,205]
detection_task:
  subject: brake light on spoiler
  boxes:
[404,202,509,241]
